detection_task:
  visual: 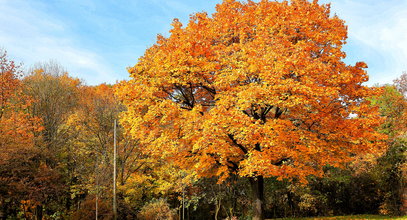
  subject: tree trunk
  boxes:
[249,176,265,220]
[401,164,407,215]
[214,198,221,220]
[35,205,43,220]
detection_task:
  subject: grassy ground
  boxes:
[272,215,407,219]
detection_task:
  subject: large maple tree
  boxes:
[117,0,385,218]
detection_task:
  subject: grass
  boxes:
[272,215,407,219]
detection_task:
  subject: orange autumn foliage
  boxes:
[0,50,23,118]
[0,50,59,212]
[117,0,386,183]
[0,50,42,159]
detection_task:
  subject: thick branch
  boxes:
[227,160,239,172]
[254,143,261,151]
[200,84,216,96]
[275,107,284,118]
[175,85,194,109]
[227,134,248,154]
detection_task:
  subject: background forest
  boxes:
[1,0,407,220]
[1,48,406,220]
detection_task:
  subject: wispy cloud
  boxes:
[1,0,404,86]
[0,0,117,85]
[324,0,407,84]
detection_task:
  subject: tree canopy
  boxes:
[118,0,385,183]
[117,0,386,218]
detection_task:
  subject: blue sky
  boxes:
[0,0,406,85]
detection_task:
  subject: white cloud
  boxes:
[0,0,117,85]
[1,0,406,86]
[324,0,407,84]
